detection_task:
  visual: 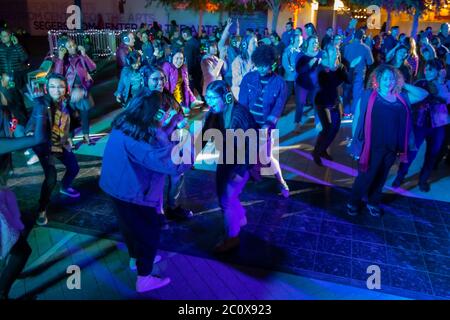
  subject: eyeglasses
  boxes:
[48,85,66,89]
[150,77,165,82]
[204,95,221,101]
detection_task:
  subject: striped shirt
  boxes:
[251,75,270,125]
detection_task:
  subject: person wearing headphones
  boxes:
[54,37,96,145]
[141,65,194,226]
[162,49,203,115]
[201,80,258,253]
[201,40,224,96]
[25,73,81,226]
[239,45,290,198]
[116,31,136,75]
[100,91,193,293]
[0,102,46,300]
[231,34,257,99]
[114,51,143,108]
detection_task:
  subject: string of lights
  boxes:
[47,29,134,59]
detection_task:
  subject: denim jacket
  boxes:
[114,67,143,103]
[238,71,287,129]
[99,129,191,208]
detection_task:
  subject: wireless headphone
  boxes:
[223,85,233,105]
[122,32,131,45]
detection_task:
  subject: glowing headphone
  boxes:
[122,32,131,45]
[206,80,233,105]
[224,88,233,105]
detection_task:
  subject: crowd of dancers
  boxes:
[1,18,450,296]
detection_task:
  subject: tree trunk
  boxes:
[199,9,204,37]
[411,11,420,38]
[386,7,392,31]
[271,5,280,33]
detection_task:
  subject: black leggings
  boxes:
[112,198,160,277]
[34,148,80,212]
[314,105,341,155]
[0,235,31,299]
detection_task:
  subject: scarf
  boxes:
[359,90,410,172]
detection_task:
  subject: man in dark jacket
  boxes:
[181,28,203,98]
[26,73,81,226]
[0,29,28,89]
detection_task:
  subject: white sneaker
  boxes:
[279,181,290,198]
[60,187,80,198]
[136,275,170,293]
[240,216,247,227]
[36,211,48,226]
[27,155,39,165]
[24,149,31,156]
[129,255,162,271]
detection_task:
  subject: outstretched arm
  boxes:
[0,110,46,154]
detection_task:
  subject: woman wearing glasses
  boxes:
[100,91,192,293]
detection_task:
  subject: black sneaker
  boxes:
[418,182,430,192]
[158,214,169,230]
[366,204,383,217]
[312,152,323,166]
[165,206,193,220]
[391,176,404,188]
[346,203,360,216]
[320,151,333,161]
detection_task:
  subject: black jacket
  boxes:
[0,43,28,75]
[202,104,258,177]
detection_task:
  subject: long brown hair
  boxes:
[367,64,404,94]
[112,90,163,142]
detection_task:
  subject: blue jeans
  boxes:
[350,76,364,115]
[286,81,302,117]
[216,165,250,238]
[296,86,318,124]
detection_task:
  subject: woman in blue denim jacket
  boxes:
[114,51,143,108]
[100,91,192,293]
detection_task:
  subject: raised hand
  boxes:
[25,83,45,101]
[11,34,18,45]
[78,45,86,56]
[58,47,67,59]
